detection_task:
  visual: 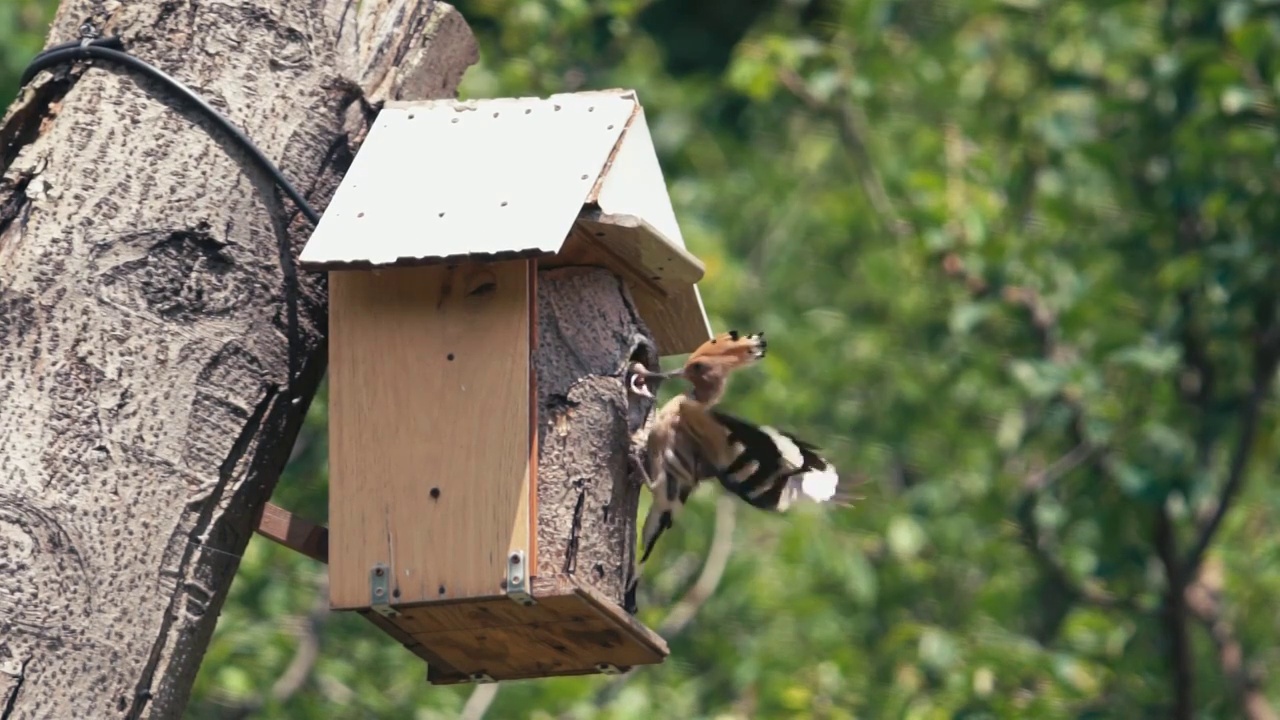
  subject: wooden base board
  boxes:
[253,510,670,684]
[360,575,669,684]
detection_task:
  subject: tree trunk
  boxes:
[0,1,477,717]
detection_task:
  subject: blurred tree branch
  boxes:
[777,67,913,242]
[1154,506,1194,720]
[945,249,1131,637]
[1014,444,1129,629]
[460,683,501,720]
[654,495,738,637]
[212,577,330,720]
[1185,559,1278,720]
[1186,317,1280,575]
[1175,290,1216,477]
[577,495,738,714]
[1169,200,1280,579]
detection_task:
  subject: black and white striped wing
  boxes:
[708,409,843,512]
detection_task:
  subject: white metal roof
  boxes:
[299,88,711,354]
[302,90,670,265]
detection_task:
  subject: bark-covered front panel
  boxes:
[534,267,659,604]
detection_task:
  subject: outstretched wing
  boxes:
[708,409,848,512]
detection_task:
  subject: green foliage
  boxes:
[5,0,1280,717]
[0,0,54,109]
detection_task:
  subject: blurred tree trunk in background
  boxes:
[0,0,475,716]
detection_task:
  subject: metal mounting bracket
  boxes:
[370,563,399,617]
[506,550,535,606]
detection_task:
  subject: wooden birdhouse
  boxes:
[296,89,711,684]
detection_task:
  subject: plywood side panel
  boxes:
[328,262,531,609]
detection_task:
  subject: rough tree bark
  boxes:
[0,0,477,717]
[534,267,658,603]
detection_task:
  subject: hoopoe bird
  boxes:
[623,331,848,613]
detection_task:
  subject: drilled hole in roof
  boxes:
[451,118,459,123]
[581,174,588,180]
[493,112,500,118]
[554,105,561,111]
[607,124,614,130]
[357,212,365,218]
[408,114,415,119]
[500,201,509,207]
[438,212,446,218]
[588,106,595,112]
[447,353,455,361]
[525,108,532,114]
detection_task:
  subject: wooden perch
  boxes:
[255,503,330,565]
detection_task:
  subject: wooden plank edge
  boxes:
[531,575,670,657]
[298,247,555,272]
[584,97,641,206]
[573,585,670,658]
[575,210,705,282]
[564,221,670,303]
[254,501,330,564]
[528,259,539,577]
[429,664,627,685]
[360,609,467,682]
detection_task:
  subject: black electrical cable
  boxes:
[18,36,126,76]
[20,36,317,390]
[21,37,321,225]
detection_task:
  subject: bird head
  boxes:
[626,331,767,404]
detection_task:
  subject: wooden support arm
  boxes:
[255,502,330,564]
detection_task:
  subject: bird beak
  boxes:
[626,364,677,399]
